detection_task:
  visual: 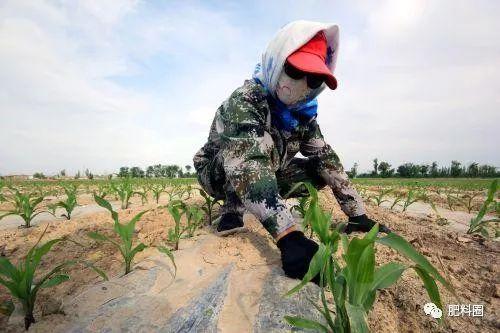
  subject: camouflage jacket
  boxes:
[194,79,365,236]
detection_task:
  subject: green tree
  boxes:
[378,161,394,178]
[146,166,154,178]
[450,160,462,177]
[33,172,46,179]
[430,162,439,177]
[130,166,144,178]
[372,158,379,176]
[419,164,429,177]
[118,167,130,178]
[347,162,358,178]
[467,162,479,177]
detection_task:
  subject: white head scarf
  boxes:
[253,20,339,100]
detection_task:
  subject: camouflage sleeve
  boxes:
[219,89,296,237]
[300,121,366,217]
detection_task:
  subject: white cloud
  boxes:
[0,0,498,176]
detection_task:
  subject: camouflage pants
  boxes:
[195,152,327,217]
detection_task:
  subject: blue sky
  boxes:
[1,0,499,175]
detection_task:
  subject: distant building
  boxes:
[3,174,31,181]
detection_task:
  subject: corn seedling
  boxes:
[165,185,192,203]
[88,195,175,275]
[288,195,314,237]
[467,180,499,237]
[55,185,78,220]
[0,189,46,228]
[183,205,205,238]
[166,200,185,250]
[389,192,405,210]
[110,178,140,209]
[444,188,458,211]
[458,190,481,214]
[151,183,168,204]
[198,188,222,225]
[369,188,393,207]
[401,188,421,212]
[136,185,150,205]
[0,225,107,330]
[95,183,110,199]
[420,193,448,225]
[284,182,453,333]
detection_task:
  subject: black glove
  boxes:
[344,214,391,234]
[276,231,320,284]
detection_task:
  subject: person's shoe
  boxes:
[344,214,392,234]
[215,212,246,236]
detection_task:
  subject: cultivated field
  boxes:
[0,177,498,332]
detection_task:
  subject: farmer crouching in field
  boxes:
[193,20,390,281]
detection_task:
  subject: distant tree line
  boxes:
[117,164,195,178]
[348,159,499,178]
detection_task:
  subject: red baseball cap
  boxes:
[286,31,337,90]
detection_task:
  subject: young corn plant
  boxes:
[0,189,46,228]
[420,193,448,226]
[183,205,205,238]
[284,183,453,333]
[389,192,405,210]
[166,200,185,250]
[151,183,168,204]
[55,185,78,220]
[198,188,222,225]
[136,184,150,205]
[110,178,139,209]
[288,195,314,237]
[88,195,175,275]
[444,188,458,211]
[458,190,481,214]
[95,183,110,199]
[467,179,499,237]
[165,185,192,203]
[401,188,421,212]
[368,188,393,207]
[0,225,107,330]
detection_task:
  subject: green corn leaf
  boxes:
[371,262,407,290]
[126,210,148,238]
[157,246,177,276]
[413,265,443,318]
[79,261,109,281]
[0,276,21,298]
[480,227,489,238]
[40,274,70,288]
[364,223,379,241]
[0,299,14,316]
[348,239,375,305]
[94,194,118,222]
[87,231,111,242]
[286,243,328,296]
[32,238,65,268]
[345,303,370,333]
[284,316,329,332]
[0,256,20,280]
[129,243,147,259]
[376,233,450,291]
[87,231,122,253]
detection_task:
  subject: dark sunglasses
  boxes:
[283,62,325,89]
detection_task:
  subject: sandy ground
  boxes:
[0,190,499,332]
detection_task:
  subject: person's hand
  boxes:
[344,214,391,234]
[276,231,320,284]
